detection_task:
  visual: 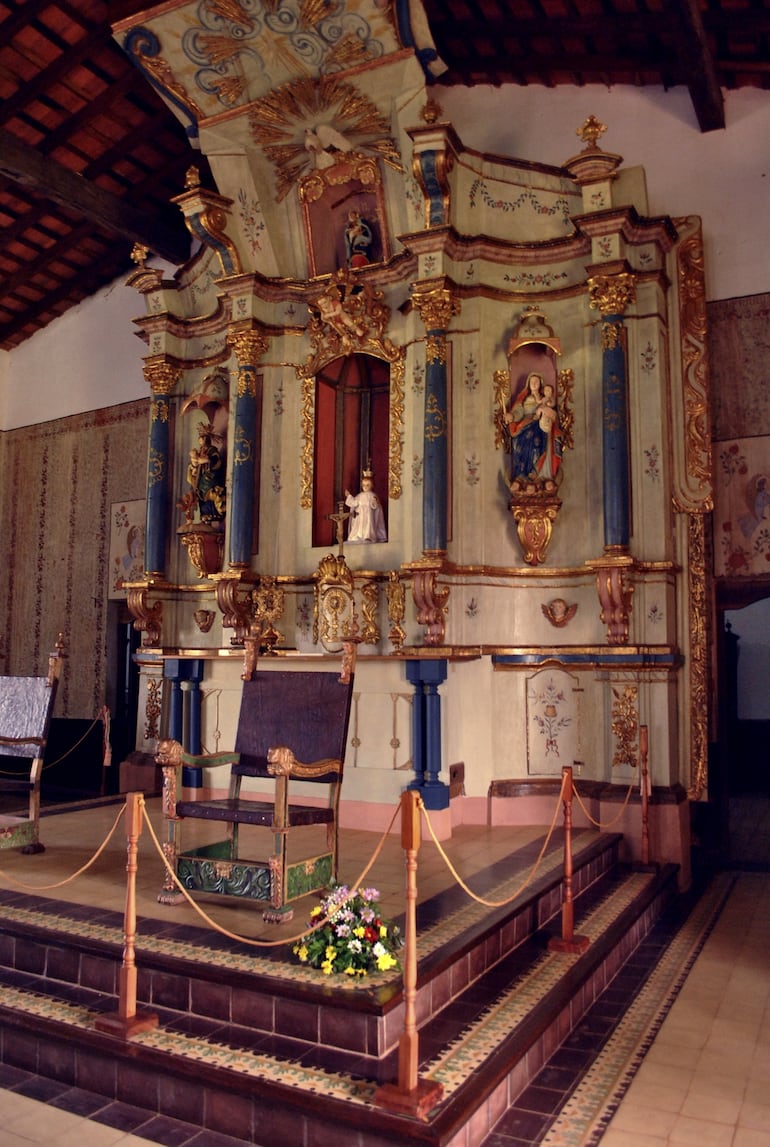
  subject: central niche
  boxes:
[313,353,390,548]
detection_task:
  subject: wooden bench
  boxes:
[0,636,65,854]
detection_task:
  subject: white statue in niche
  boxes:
[345,469,387,543]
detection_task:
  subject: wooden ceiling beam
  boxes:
[0,128,191,264]
[668,0,725,131]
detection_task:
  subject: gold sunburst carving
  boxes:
[249,75,402,201]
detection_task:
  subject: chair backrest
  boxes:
[234,670,354,783]
[0,675,60,759]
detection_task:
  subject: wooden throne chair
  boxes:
[156,655,355,922]
[0,636,65,854]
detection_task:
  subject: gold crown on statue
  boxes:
[362,467,373,479]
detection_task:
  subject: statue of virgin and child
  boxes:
[504,371,563,493]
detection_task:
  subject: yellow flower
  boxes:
[325,945,336,960]
[376,952,397,972]
[353,926,365,938]
[310,906,322,917]
[321,960,333,975]
[296,945,308,962]
[344,966,355,976]
[379,925,388,939]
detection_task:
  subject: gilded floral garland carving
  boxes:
[674,221,713,513]
[611,684,638,769]
[687,512,709,800]
[299,376,314,510]
[388,348,405,500]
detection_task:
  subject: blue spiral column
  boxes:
[142,358,180,577]
[227,326,269,569]
[588,273,636,552]
[412,283,460,556]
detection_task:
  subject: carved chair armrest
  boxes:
[156,739,238,772]
[266,746,342,779]
[156,739,239,820]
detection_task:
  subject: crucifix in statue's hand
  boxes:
[328,501,351,556]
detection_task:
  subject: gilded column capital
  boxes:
[412,284,461,332]
[587,272,636,317]
[143,358,181,395]
[227,325,270,369]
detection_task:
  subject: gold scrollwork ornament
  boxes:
[386,570,406,651]
[314,553,357,650]
[511,499,560,566]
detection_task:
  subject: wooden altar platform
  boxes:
[0,796,692,1146]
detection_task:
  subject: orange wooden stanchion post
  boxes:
[548,766,590,954]
[94,792,159,1038]
[374,790,443,1119]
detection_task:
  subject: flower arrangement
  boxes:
[293,885,402,977]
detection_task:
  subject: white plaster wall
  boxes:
[1,260,174,431]
[437,84,770,305]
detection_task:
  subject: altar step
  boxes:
[0,835,680,1147]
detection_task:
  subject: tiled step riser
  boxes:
[0,871,677,1147]
[442,876,679,1147]
[0,1022,315,1147]
[384,838,620,1054]
[0,838,620,1067]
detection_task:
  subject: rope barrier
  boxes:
[140,796,402,949]
[572,776,636,830]
[0,803,125,891]
[417,769,567,909]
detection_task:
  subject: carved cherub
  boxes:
[542,598,577,627]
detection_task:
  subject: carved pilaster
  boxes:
[673,218,713,514]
